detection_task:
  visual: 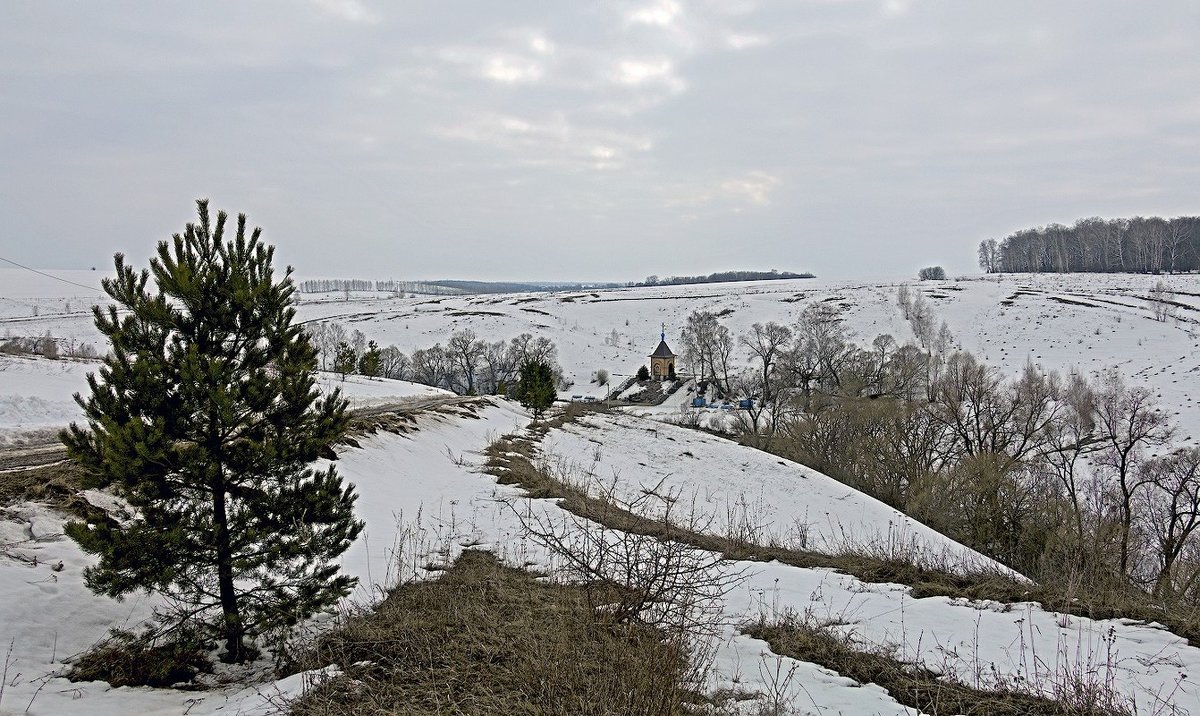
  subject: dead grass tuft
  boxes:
[745,611,1135,716]
[67,625,213,688]
[285,549,696,715]
[0,461,90,514]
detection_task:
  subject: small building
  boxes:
[649,326,677,381]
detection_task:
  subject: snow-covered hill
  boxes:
[4,269,1200,713]
[292,272,1200,441]
[7,269,1198,438]
[5,401,1197,714]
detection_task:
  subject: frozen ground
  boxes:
[4,268,1200,713]
[7,401,1195,714]
[7,269,1200,441]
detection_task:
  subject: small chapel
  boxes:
[649,325,677,380]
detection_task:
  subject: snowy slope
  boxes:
[2,400,1198,713]
[5,269,1200,712]
[0,352,448,444]
[0,355,96,445]
[539,411,1003,568]
[299,401,1200,713]
[327,401,1200,714]
[0,500,337,715]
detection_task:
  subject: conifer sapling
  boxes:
[62,200,364,663]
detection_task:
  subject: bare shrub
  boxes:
[39,335,58,358]
[512,482,746,656]
[1149,280,1176,322]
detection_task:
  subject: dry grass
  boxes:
[0,461,91,514]
[67,625,213,688]
[745,611,1136,716]
[285,550,697,715]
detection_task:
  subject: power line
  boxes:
[0,255,105,292]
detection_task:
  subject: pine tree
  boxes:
[358,340,381,378]
[62,200,364,663]
[334,341,357,381]
[515,359,556,420]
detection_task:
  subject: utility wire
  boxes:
[0,255,104,292]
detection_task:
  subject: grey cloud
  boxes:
[1,1,1197,281]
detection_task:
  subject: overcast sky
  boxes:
[2,1,1197,281]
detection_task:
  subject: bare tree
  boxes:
[929,355,1061,474]
[793,303,855,392]
[508,334,563,389]
[1093,371,1174,577]
[410,344,453,389]
[680,311,722,384]
[977,239,1000,273]
[1141,448,1200,598]
[740,322,793,405]
[1166,218,1193,273]
[1037,372,1101,544]
[881,342,930,401]
[481,340,516,394]
[324,322,347,371]
[448,329,486,394]
[509,333,558,368]
[907,293,935,348]
[710,322,736,397]
[378,345,410,380]
[896,283,912,317]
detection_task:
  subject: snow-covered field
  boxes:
[292,272,1200,443]
[7,268,1199,439]
[4,267,1200,713]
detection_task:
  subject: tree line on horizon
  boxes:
[297,278,465,296]
[978,215,1200,274]
[636,269,814,288]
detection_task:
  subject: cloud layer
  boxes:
[2,1,1197,280]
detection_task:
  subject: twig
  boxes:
[0,637,14,709]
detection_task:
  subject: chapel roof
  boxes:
[650,339,676,358]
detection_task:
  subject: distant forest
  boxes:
[297,279,622,296]
[635,269,814,287]
[979,216,1200,274]
[298,271,813,296]
[298,279,465,296]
